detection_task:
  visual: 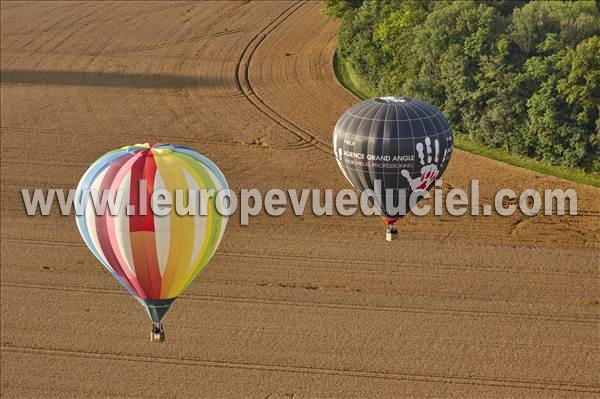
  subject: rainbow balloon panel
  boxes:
[75,144,228,314]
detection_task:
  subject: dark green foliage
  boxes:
[327,0,600,171]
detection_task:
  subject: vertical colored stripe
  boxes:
[172,152,224,294]
[94,156,144,297]
[152,154,195,298]
[129,152,162,298]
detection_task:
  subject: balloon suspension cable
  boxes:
[151,323,165,342]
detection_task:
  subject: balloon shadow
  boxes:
[0,69,223,89]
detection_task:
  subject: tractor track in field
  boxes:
[3,281,599,324]
[2,345,599,394]
[1,2,197,38]
[0,125,307,153]
[234,1,332,154]
[2,238,599,278]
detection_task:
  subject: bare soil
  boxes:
[1,2,599,397]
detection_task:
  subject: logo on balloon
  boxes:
[401,137,449,192]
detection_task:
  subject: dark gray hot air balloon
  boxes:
[332,96,453,240]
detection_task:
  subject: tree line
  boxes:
[325,1,599,172]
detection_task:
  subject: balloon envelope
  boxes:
[75,143,228,323]
[332,97,453,221]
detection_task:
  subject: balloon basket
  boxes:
[385,226,398,242]
[151,323,165,342]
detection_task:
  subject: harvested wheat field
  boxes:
[1,1,599,398]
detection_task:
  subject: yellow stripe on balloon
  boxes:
[165,157,211,297]
[165,154,216,295]
[152,153,195,298]
[172,153,223,294]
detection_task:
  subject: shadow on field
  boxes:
[0,69,221,88]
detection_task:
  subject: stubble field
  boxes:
[1,1,599,397]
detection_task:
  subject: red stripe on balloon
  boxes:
[141,151,157,232]
[128,153,146,232]
[129,151,162,299]
[94,154,142,296]
[105,151,147,298]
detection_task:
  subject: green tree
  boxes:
[526,36,600,170]
[326,0,600,171]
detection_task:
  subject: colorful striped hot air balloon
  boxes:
[75,143,228,341]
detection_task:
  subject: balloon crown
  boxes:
[374,96,412,104]
[123,143,176,156]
